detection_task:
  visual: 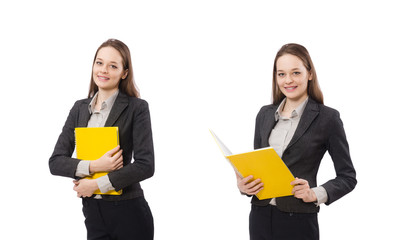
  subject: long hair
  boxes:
[88,39,140,98]
[272,43,323,105]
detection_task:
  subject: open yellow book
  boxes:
[75,127,122,195]
[210,130,295,200]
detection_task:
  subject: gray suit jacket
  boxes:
[49,92,154,201]
[252,98,357,213]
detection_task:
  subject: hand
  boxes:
[73,179,99,198]
[236,173,264,196]
[90,145,123,173]
[291,177,317,203]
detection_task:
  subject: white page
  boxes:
[209,129,233,156]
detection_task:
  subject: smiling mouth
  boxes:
[285,86,297,91]
[97,75,110,81]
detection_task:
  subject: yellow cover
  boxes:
[75,127,122,195]
[210,130,295,200]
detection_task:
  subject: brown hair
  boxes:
[272,43,323,105]
[88,39,140,98]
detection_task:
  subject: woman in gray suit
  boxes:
[49,39,154,240]
[237,43,357,240]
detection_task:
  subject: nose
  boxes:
[101,65,108,73]
[285,74,293,84]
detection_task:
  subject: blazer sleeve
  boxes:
[108,100,155,190]
[49,101,81,178]
[254,106,265,150]
[322,110,357,205]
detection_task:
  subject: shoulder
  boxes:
[254,103,278,126]
[311,101,344,130]
[257,103,277,117]
[317,103,341,120]
[120,94,150,117]
[126,96,149,111]
[116,92,149,108]
[74,97,91,105]
[305,98,340,119]
[68,97,91,112]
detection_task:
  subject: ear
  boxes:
[122,69,129,79]
[308,71,313,81]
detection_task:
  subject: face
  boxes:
[276,54,312,103]
[92,46,128,93]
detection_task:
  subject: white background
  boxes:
[1,0,403,239]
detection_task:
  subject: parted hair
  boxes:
[88,39,140,98]
[272,43,323,105]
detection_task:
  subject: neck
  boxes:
[282,95,308,115]
[97,88,118,103]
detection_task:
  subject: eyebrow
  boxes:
[96,58,119,64]
[277,68,302,72]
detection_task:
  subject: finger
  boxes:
[113,156,124,167]
[294,191,308,200]
[73,183,80,191]
[292,184,309,193]
[249,186,264,195]
[292,185,309,195]
[241,175,254,184]
[112,150,123,161]
[116,154,123,163]
[114,161,124,170]
[247,182,264,194]
[291,178,306,186]
[107,145,120,156]
[246,178,262,189]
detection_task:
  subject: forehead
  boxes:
[276,54,305,71]
[96,46,123,64]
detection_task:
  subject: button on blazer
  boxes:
[252,98,357,213]
[49,92,154,201]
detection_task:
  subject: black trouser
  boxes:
[82,197,154,240]
[249,204,319,240]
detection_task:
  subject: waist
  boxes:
[251,196,319,213]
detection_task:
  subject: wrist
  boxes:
[89,160,99,174]
[310,189,318,202]
[91,179,99,192]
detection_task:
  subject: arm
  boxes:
[108,100,155,191]
[321,111,357,205]
[254,107,263,150]
[49,100,124,177]
[291,111,356,205]
[73,144,124,196]
[49,101,81,178]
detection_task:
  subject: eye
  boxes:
[95,61,103,65]
[110,65,118,69]
[277,73,285,77]
[293,71,301,75]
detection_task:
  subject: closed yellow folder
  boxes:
[210,130,295,200]
[75,127,122,195]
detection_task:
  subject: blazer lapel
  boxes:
[77,99,91,127]
[286,98,319,150]
[104,92,128,127]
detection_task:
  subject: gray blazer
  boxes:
[252,98,357,213]
[49,92,154,201]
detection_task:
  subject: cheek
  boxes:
[276,77,283,86]
[92,65,101,75]
[297,75,309,86]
